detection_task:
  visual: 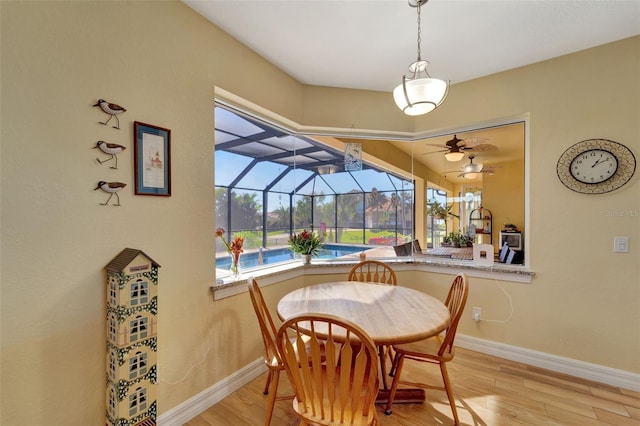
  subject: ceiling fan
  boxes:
[455,155,501,178]
[424,134,499,161]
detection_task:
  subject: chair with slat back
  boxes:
[348,260,397,388]
[385,273,469,425]
[277,313,380,426]
[348,260,397,285]
[247,278,292,426]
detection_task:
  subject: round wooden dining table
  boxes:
[277,281,451,403]
[277,281,451,346]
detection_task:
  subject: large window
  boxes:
[214,105,415,273]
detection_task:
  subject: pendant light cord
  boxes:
[416,0,422,62]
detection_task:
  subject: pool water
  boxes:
[216,244,365,269]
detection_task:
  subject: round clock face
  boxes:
[557,139,636,194]
[569,149,618,184]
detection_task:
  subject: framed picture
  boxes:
[134,121,171,196]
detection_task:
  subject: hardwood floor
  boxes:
[185,348,640,425]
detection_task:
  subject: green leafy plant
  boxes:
[427,200,459,220]
[443,231,474,247]
[288,230,325,256]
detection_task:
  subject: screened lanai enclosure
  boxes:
[214,105,415,261]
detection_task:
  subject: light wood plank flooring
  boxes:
[185,348,640,425]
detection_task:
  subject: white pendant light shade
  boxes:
[393,77,448,116]
[461,156,483,178]
[463,162,483,174]
[393,0,449,116]
[444,151,465,162]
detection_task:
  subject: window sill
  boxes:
[210,256,534,300]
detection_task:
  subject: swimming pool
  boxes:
[216,244,366,270]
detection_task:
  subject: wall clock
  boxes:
[557,139,636,194]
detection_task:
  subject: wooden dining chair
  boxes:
[384,273,469,425]
[348,259,397,388]
[247,278,293,426]
[277,313,380,426]
[348,260,397,285]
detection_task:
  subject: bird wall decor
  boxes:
[93,99,126,129]
[94,181,126,206]
[94,140,126,169]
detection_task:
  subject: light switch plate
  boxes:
[614,236,629,253]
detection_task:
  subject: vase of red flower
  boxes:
[229,250,242,278]
[288,230,324,265]
[216,228,244,279]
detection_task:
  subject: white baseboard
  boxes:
[159,336,640,425]
[157,358,266,425]
[456,334,640,392]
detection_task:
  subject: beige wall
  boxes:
[483,158,526,251]
[1,1,638,425]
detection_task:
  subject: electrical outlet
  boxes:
[614,236,629,253]
[472,307,482,322]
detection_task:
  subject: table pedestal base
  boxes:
[375,388,425,405]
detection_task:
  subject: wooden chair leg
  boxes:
[388,351,399,377]
[264,369,280,426]
[384,353,405,415]
[378,345,388,389]
[263,369,273,395]
[440,362,459,426]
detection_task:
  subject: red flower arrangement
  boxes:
[288,229,324,256]
[216,228,244,277]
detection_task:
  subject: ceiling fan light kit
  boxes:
[444,151,465,162]
[463,156,484,173]
[457,155,497,179]
[394,0,449,116]
[427,135,499,162]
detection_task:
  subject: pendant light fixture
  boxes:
[393,0,449,116]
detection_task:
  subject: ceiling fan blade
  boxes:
[462,143,499,152]
[457,171,482,177]
[459,137,489,147]
[426,143,449,148]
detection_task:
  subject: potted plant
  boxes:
[451,232,463,248]
[443,231,472,248]
[288,230,325,265]
[441,232,456,247]
[461,233,474,247]
[427,200,459,220]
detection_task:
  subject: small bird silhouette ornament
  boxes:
[93,99,126,129]
[94,181,126,206]
[94,140,126,169]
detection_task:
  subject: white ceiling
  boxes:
[187,0,638,183]
[184,0,639,92]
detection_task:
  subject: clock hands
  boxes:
[591,156,611,168]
